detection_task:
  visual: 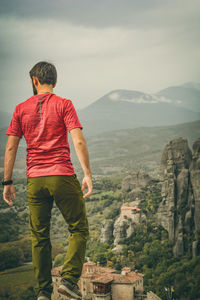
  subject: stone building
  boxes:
[113,203,146,252]
[120,205,141,222]
[51,261,144,300]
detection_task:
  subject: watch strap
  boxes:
[2,180,13,186]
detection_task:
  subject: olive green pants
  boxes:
[26,174,89,295]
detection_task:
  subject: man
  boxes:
[2,61,92,300]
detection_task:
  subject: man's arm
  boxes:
[3,135,20,206]
[70,127,93,199]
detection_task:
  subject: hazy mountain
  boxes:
[79,86,200,136]
[157,82,200,112]
[70,119,200,178]
[1,82,199,138]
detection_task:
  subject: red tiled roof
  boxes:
[51,266,62,276]
[84,272,143,285]
[81,264,116,277]
[98,267,116,274]
[111,272,143,284]
[91,275,113,284]
[51,261,144,286]
[84,261,96,266]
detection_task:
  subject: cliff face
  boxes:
[121,170,153,202]
[157,138,200,258]
[100,220,114,243]
[100,138,200,258]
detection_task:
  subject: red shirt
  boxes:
[6,92,83,177]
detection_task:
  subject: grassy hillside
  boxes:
[70,120,200,178]
[0,264,36,300]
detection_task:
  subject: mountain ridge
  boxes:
[1,82,199,137]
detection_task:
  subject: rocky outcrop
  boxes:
[157,138,200,258]
[112,200,147,252]
[121,170,153,202]
[190,139,200,234]
[121,170,152,192]
[100,138,200,258]
[100,220,114,243]
[101,170,158,253]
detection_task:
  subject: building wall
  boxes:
[111,284,135,300]
[121,210,141,223]
[121,209,135,219]
[80,277,94,299]
[93,293,111,300]
[52,276,65,300]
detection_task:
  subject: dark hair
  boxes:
[29,61,57,85]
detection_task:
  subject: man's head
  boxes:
[29,61,57,95]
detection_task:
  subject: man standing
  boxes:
[2,61,92,300]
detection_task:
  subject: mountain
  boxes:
[70,120,200,178]
[79,86,200,136]
[157,81,200,112]
[1,83,199,137]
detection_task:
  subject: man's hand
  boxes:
[3,184,16,206]
[81,175,93,199]
[3,135,20,206]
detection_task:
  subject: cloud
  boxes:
[108,92,172,104]
[0,0,199,30]
[0,0,199,113]
[0,0,162,29]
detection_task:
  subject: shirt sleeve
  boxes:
[6,105,23,139]
[63,100,83,132]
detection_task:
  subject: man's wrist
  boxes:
[2,179,13,186]
[84,172,92,177]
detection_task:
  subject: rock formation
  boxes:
[101,170,157,252]
[100,220,114,243]
[121,170,153,202]
[112,200,147,253]
[100,138,200,258]
[157,137,200,258]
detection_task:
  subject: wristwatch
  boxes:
[2,179,13,186]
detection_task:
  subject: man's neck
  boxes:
[37,84,54,95]
[37,90,53,95]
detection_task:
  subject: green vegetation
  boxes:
[0,210,21,242]
[70,120,200,177]
[0,264,36,300]
[0,173,200,299]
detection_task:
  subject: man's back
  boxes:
[6,92,83,177]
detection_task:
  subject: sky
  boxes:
[0,0,199,112]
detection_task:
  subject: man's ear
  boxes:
[32,76,39,87]
[53,82,57,88]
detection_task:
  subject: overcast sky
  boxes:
[0,0,199,112]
